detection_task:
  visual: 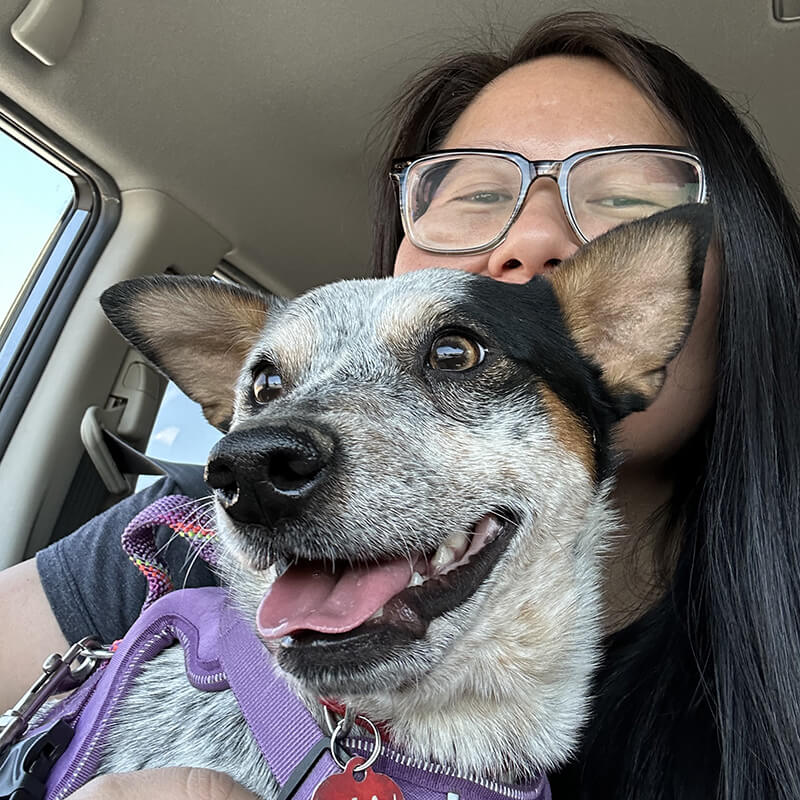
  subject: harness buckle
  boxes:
[0,720,74,800]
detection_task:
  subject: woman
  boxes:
[368,13,800,798]
[4,11,799,800]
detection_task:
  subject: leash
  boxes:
[0,640,113,799]
[120,493,220,610]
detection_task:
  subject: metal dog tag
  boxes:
[312,756,404,800]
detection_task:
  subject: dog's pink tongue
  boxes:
[257,559,413,639]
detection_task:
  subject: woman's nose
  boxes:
[485,181,580,283]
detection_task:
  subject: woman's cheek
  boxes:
[393,237,489,275]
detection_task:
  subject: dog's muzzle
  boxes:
[204,425,333,524]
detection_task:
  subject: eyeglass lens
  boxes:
[566,152,702,241]
[404,152,702,251]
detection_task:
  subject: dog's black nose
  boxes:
[205,425,333,525]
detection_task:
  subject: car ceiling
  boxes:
[0,0,797,295]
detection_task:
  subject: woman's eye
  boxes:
[453,189,514,205]
[591,195,660,208]
[253,369,283,403]
[428,333,486,372]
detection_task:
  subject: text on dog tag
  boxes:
[312,757,405,800]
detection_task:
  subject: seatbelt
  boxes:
[100,426,207,494]
[81,401,205,495]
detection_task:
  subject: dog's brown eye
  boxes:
[428,333,485,372]
[253,370,283,403]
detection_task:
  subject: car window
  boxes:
[136,382,222,490]
[0,130,75,328]
[0,123,95,404]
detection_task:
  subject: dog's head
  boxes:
[101,204,711,777]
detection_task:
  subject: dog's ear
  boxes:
[101,275,278,430]
[548,203,713,415]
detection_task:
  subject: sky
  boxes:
[0,130,75,327]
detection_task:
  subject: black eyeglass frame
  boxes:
[390,145,709,255]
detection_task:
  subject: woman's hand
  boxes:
[68,767,258,799]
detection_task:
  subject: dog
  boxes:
[95,204,711,796]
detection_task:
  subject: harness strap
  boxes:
[42,588,332,799]
[219,602,338,796]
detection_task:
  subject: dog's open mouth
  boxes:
[256,511,515,647]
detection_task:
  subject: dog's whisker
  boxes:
[179,534,218,573]
[181,510,214,537]
[180,524,218,576]
[153,529,182,560]
[167,496,214,517]
[492,510,516,526]
[181,543,208,590]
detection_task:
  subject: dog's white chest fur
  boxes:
[101,645,278,798]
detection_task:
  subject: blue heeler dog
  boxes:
[96,204,711,795]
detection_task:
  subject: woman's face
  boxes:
[394,55,718,467]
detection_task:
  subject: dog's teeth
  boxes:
[367,606,385,621]
[431,545,456,572]
[475,514,504,543]
[408,571,425,588]
[443,531,470,560]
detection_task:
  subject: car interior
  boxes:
[0,0,797,573]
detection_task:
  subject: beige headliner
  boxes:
[0,0,797,294]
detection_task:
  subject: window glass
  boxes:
[136,382,222,490]
[0,131,75,332]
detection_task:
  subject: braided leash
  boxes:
[121,494,220,611]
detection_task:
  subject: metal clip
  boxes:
[324,707,381,772]
[0,637,111,760]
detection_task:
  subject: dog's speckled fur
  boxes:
[96,206,711,797]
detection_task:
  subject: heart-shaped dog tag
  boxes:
[312,757,405,800]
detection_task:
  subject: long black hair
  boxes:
[369,12,800,800]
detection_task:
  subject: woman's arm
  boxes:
[0,557,69,712]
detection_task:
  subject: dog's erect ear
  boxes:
[101,275,277,430]
[548,203,713,415]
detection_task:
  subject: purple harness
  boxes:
[9,498,551,800]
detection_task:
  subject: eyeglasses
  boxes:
[390,146,708,254]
